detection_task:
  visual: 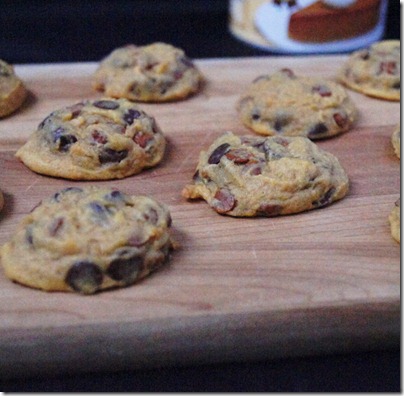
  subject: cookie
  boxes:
[238,68,357,139]
[1,186,173,294]
[389,198,400,243]
[337,40,400,101]
[93,42,203,102]
[182,132,349,217]
[0,59,27,118]
[391,124,400,159]
[16,98,166,180]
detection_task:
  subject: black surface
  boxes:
[0,0,401,392]
[1,350,400,392]
[0,0,400,63]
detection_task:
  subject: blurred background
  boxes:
[0,0,400,64]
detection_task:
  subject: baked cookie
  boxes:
[93,42,203,102]
[337,40,400,101]
[1,186,173,294]
[0,59,27,118]
[238,68,357,139]
[16,98,166,180]
[391,124,400,158]
[182,132,349,217]
[389,198,400,243]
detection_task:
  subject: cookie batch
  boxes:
[0,40,400,294]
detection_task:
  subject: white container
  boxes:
[229,0,388,53]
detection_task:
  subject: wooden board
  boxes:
[0,56,400,379]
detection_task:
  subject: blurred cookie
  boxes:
[0,59,27,118]
[238,68,357,139]
[391,123,400,158]
[337,40,400,101]
[16,98,166,180]
[182,132,349,217]
[389,198,400,243]
[1,186,173,294]
[93,42,203,102]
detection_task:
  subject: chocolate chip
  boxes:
[99,148,128,164]
[393,82,401,89]
[107,255,143,283]
[144,208,159,224]
[211,189,236,214]
[312,85,332,97]
[123,109,142,125]
[208,143,231,164]
[105,190,125,202]
[48,217,64,236]
[274,115,291,132]
[133,132,153,148]
[312,187,336,207]
[360,50,370,60]
[53,187,83,202]
[308,122,328,137]
[333,113,348,128]
[26,227,34,245]
[93,100,119,110]
[67,102,85,118]
[225,148,256,164]
[257,203,283,217]
[280,68,295,78]
[52,127,78,152]
[65,261,103,294]
[251,111,260,121]
[92,130,108,144]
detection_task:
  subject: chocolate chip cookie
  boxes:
[0,59,27,118]
[16,98,166,180]
[337,40,400,101]
[1,186,173,294]
[389,198,400,243]
[238,68,358,139]
[391,123,400,159]
[93,42,203,102]
[182,132,349,217]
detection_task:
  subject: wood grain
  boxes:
[0,56,400,379]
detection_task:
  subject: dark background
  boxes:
[0,0,400,63]
[1,0,401,392]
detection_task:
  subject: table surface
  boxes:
[0,56,400,384]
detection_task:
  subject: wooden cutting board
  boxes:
[0,56,400,379]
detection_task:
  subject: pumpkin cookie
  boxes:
[391,123,400,158]
[0,59,27,118]
[182,132,349,217]
[93,42,203,102]
[337,40,400,101]
[16,98,166,180]
[1,186,173,294]
[389,198,400,243]
[238,68,357,139]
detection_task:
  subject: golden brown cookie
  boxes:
[337,40,400,101]
[389,198,400,243]
[0,59,27,118]
[1,186,173,294]
[93,42,203,102]
[391,123,400,159]
[16,98,166,180]
[238,68,358,139]
[182,132,349,217]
